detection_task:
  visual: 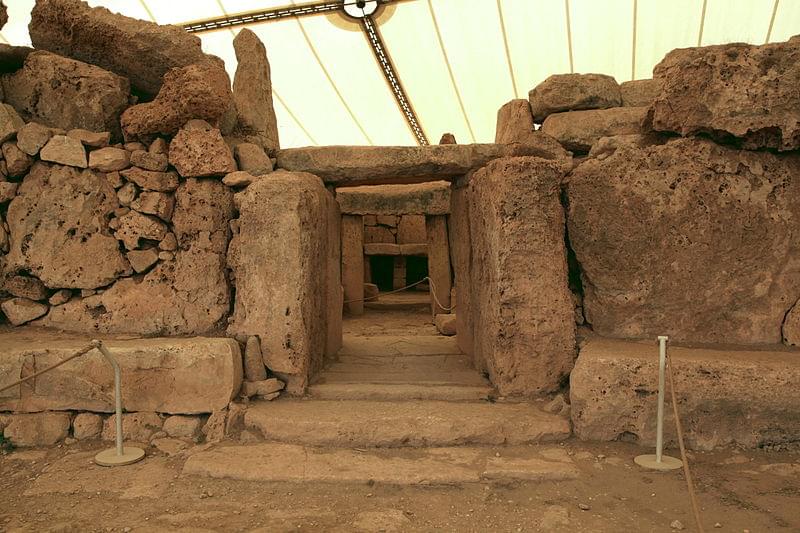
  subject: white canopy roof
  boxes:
[2,0,798,148]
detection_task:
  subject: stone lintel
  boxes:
[336,181,451,215]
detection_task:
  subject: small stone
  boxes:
[241,378,285,398]
[222,170,255,188]
[120,167,179,192]
[2,141,34,176]
[162,415,203,439]
[157,251,174,261]
[113,210,169,250]
[434,313,456,336]
[117,182,138,206]
[234,142,273,176]
[3,274,48,300]
[114,207,130,218]
[72,413,103,440]
[0,181,19,204]
[158,232,178,251]
[39,135,88,168]
[130,190,175,221]
[670,520,685,530]
[3,413,70,446]
[64,437,77,445]
[105,171,123,188]
[16,122,53,155]
[88,147,130,172]
[439,132,457,144]
[169,119,236,178]
[124,142,146,152]
[101,412,163,442]
[67,129,110,148]
[80,289,96,297]
[0,103,25,143]
[244,336,268,381]
[130,149,168,172]
[48,289,72,306]
[1,297,49,325]
[714,524,722,529]
[148,137,168,155]
[126,248,159,273]
[578,503,590,511]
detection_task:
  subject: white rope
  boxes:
[344,275,456,313]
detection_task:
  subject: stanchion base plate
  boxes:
[634,454,682,470]
[95,446,145,467]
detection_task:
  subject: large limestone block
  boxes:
[228,171,332,388]
[41,180,233,336]
[426,215,451,316]
[541,107,647,153]
[1,51,130,137]
[6,162,131,289]
[0,334,242,414]
[397,215,427,244]
[29,0,215,97]
[1,297,49,326]
[231,29,280,155]
[567,138,800,344]
[341,215,365,316]
[648,36,800,151]
[3,412,70,446]
[336,181,451,215]
[276,143,571,186]
[528,73,622,122]
[619,79,660,107]
[494,100,569,165]
[121,60,233,138]
[449,183,475,362]
[468,157,575,396]
[570,337,800,450]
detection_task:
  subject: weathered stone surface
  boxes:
[72,413,103,440]
[435,313,456,336]
[41,180,233,336]
[148,137,168,155]
[113,210,169,250]
[277,143,571,186]
[342,215,364,315]
[0,181,17,203]
[29,0,215,97]
[1,51,129,136]
[0,4,7,32]
[449,184,473,361]
[495,99,534,143]
[568,138,800,344]
[126,248,159,273]
[120,167,179,192]
[427,215,451,315]
[101,412,162,442]
[1,141,33,176]
[67,129,110,148]
[648,37,800,151]
[88,147,129,172]
[231,29,280,155]
[234,142,273,176]
[439,133,457,144]
[130,150,168,172]
[222,171,255,188]
[121,60,233,138]
[337,181,451,216]
[783,302,800,346]
[0,44,33,74]
[228,171,333,387]
[130,191,175,222]
[169,120,236,178]
[364,225,394,244]
[116,182,137,206]
[39,135,88,168]
[364,243,401,256]
[244,336,268,381]
[241,378,285,398]
[0,103,24,143]
[469,157,575,396]
[3,275,48,300]
[3,412,70,446]
[16,122,53,156]
[163,415,203,439]
[1,297,49,325]
[541,107,647,153]
[47,289,71,306]
[0,333,242,414]
[620,79,660,107]
[6,162,130,289]
[586,133,665,159]
[571,337,800,450]
[529,73,622,122]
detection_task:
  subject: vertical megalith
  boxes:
[468,156,575,396]
[341,215,365,316]
[426,215,452,316]
[448,181,475,362]
[232,29,280,156]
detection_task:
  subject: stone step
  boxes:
[183,443,579,485]
[245,399,570,448]
[307,382,494,401]
[339,335,461,357]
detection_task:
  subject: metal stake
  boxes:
[92,340,145,467]
[634,336,682,471]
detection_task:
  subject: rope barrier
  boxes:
[344,275,456,312]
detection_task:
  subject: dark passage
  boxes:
[406,256,428,286]
[370,255,394,292]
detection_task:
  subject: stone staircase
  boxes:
[183,334,574,485]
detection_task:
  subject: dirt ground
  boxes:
[1,439,798,532]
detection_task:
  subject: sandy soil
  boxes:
[1,439,798,532]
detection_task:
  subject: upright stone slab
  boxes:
[342,215,365,316]
[426,215,452,316]
[449,182,475,363]
[227,171,333,392]
[567,138,800,344]
[325,195,343,358]
[232,29,280,155]
[469,157,575,396]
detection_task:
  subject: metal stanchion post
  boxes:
[634,336,683,471]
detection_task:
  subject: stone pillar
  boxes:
[449,181,475,363]
[426,215,452,315]
[341,215,364,315]
[468,156,575,396]
[325,195,342,359]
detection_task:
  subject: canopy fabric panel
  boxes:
[1,0,797,147]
